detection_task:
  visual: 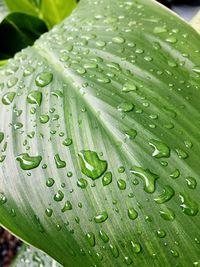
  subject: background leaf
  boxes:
[4,0,77,28]
[0,12,48,60]
[11,244,62,267]
[0,0,200,266]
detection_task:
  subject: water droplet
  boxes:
[35,72,53,87]
[13,122,23,130]
[149,139,170,158]
[16,153,42,170]
[77,178,88,189]
[27,91,42,106]
[2,92,16,105]
[170,249,179,257]
[154,26,167,34]
[39,115,49,124]
[0,193,7,205]
[62,138,73,146]
[122,83,137,92]
[99,230,109,243]
[86,232,95,247]
[0,132,4,143]
[156,229,166,238]
[46,178,55,187]
[94,211,108,223]
[166,37,177,43]
[54,190,64,202]
[54,154,66,168]
[112,36,125,44]
[109,244,119,258]
[102,172,112,186]
[186,177,197,189]
[192,66,200,74]
[117,102,134,112]
[117,179,126,190]
[130,166,159,193]
[154,185,175,204]
[7,77,18,88]
[45,208,53,217]
[179,193,199,216]
[125,129,137,139]
[128,208,138,220]
[62,201,72,212]
[170,169,180,179]
[130,241,142,253]
[175,148,188,159]
[124,256,133,265]
[159,207,175,221]
[23,66,35,76]
[78,150,107,180]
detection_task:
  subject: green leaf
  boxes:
[4,0,77,29]
[191,11,200,33]
[11,244,62,266]
[0,12,48,60]
[0,0,200,266]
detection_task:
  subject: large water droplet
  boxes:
[54,190,64,202]
[130,241,142,253]
[149,139,170,158]
[35,72,53,87]
[154,185,175,204]
[130,166,159,193]
[179,193,199,216]
[16,153,42,170]
[2,92,16,105]
[78,150,107,180]
[27,91,42,106]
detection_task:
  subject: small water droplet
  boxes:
[102,172,112,186]
[54,154,66,168]
[130,241,142,253]
[62,201,72,212]
[186,177,197,189]
[99,230,109,243]
[0,132,4,143]
[156,229,166,238]
[122,83,137,92]
[62,138,73,146]
[175,148,188,159]
[45,208,53,217]
[125,129,137,139]
[77,178,88,189]
[109,244,119,258]
[94,211,108,223]
[117,179,126,190]
[117,102,134,112]
[170,169,180,179]
[35,72,53,87]
[46,178,55,187]
[54,190,64,202]
[128,208,138,220]
[39,115,49,124]
[86,232,95,247]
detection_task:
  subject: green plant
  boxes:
[0,0,200,266]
